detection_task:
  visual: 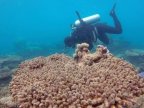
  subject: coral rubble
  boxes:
[0,86,17,108]
[0,96,17,108]
[9,43,144,108]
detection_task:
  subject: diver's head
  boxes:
[64,36,75,48]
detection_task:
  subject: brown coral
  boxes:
[133,95,144,108]
[9,44,144,108]
[73,43,110,66]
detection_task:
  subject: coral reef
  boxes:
[0,86,17,108]
[0,86,9,99]
[0,55,22,70]
[0,103,8,108]
[108,38,131,55]
[124,49,144,72]
[0,96,17,108]
[9,44,144,108]
[73,43,109,66]
[0,69,17,86]
[133,95,144,108]
[0,55,22,86]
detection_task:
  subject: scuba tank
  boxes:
[74,11,100,27]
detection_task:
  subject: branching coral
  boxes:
[9,43,144,108]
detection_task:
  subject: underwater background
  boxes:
[0,0,144,107]
[0,0,144,83]
[0,0,144,56]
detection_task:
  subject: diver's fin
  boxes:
[75,11,84,24]
[75,11,82,21]
[110,2,117,16]
[112,2,117,11]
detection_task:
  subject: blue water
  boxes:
[0,0,144,56]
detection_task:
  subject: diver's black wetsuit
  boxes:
[64,9,122,50]
[95,11,122,45]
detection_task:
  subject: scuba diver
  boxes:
[64,3,122,50]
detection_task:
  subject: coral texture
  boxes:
[0,96,17,108]
[0,87,9,99]
[0,86,17,108]
[9,44,144,108]
[73,43,110,66]
[133,95,144,108]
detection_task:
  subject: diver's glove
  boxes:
[110,3,116,17]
